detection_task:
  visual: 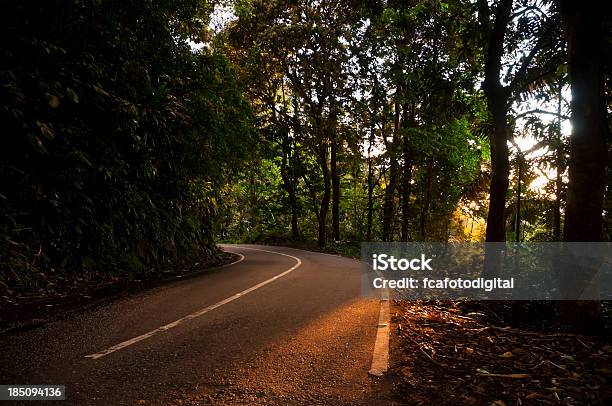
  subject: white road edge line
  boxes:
[369,266,390,377]
[218,252,245,268]
[85,247,301,360]
[368,298,390,376]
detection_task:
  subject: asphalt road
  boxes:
[0,245,388,405]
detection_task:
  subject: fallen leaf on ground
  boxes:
[477,373,530,379]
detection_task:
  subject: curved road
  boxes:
[0,245,389,405]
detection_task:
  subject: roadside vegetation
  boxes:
[1,0,254,305]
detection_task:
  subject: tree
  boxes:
[556,0,609,331]
[560,0,608,243]
[478,0,561,242]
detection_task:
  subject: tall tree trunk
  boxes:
[483,0,513,243]
[290,187,299,240]
[331,128,340,241]
[382,99,401,241]
[367,128,374,241]
[484,95,511,243]
[382,161,397,242]
[553,82,563,240]
[400,152,412,242]
[420,159,433,240]
[562,4,607,242]
[514,156,522,242]
[280,138,299,240]
[279,84,299,241]
[557,0,608,331]
[249,167,256,228]
[318,143,331,247]
[480,0,513,278]
[401,104,413,242]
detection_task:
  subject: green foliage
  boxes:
[219,0,490,245]
[0,0,255,300]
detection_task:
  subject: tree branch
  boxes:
[510,6,548,21]
[514,108,569,120]
[509,18,556,94]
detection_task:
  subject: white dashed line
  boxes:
[85,247,301,360]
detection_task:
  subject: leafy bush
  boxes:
[0,0,254,301]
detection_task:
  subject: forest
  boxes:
[1,1,610,323]
[1,0,611,404]
[216,0,609,251]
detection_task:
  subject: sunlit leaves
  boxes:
[45,93,60,108]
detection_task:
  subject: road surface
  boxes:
[0,245,390,405]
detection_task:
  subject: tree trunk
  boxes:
[480,0,513,278]
[318,143,331,247]
[483,0,513,243]
[280,86,299,241]
[249,167,257,228]
[562,8,607,242]
[514,156,522,242]
[291,193,300,241]
[367,128,374,241]
[400,153,412,242]
[331,129,340,241]
[556,0,608,332]
[382,160,397,242]
[401,104,413,242]
[382,99,401,242]
[290,188,299,240]
[280,138,299,240]
[484,96,511,243]
[553,82,563,240]
[553,167,563,239]
[419,159,433,240]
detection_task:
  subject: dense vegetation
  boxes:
[218,0,610,250]
[1,0,254,300]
